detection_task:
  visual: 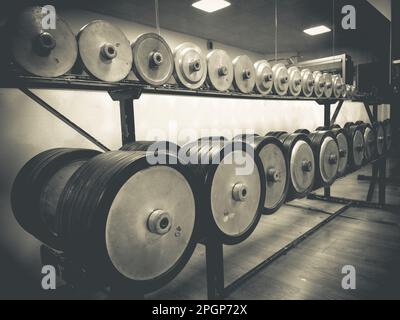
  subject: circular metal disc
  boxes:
[174,42,207,89]
[301,69,314,97]
[290,140,315,194]
[131,33,173,86]
[106,166,196,281]
[376,124,385,155]
[384,122,392,151]
[332,75,344,98]
[210,151,261,237]
[319,136,339,184]
[272,64,289,96]
[232,55,256,93]
[344,84,351,99]
[336,132,349,175]
[254,60,273,95]
[258,143,287,209]
[78,20,133,82]
[287,66,302,96]
[364,127,376,161]
[12,6,78,77]
[313,71,325,98]
[323,73,333,98]
[352,130,365,167]
[206,49,233,92]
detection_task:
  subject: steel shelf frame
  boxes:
[0,72,391,300]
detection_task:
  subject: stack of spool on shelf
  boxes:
[232,55,256,94]
[12,149,199,293]
[131,33,174,86]
[300,69,315,98]
[294,128,340,188]
[382,119,392,152]
[343,122,366,171]
[233,134,289,214]
[120,140,180,156]
[180,137,265,244]
[373,121,386,157]
[316,125,350,177]
[266,131,315,200]
[11,148,101,250]
[206,49,234,92]
[10,6,79,78]
[173,42,207,89]
[9,6,353,99]
[354,121,377,163]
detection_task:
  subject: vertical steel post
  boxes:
[119,99,136,145]
[206,240,224,300]
[324,103,331,197]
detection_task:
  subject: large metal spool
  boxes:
[254,60,273,95]
[313,71,325,98]
[287,66,302,96]
[131,33,174,86]
[121,140,180,156]
[300,68,315,97]
[266,132,315,199]
[325,125,349,177]
[11,148,101,250]
[173,42,207,89]
[302,130,339,187]
[206,49,233,92]
[181,138,264,244]
[232,55,256,94]
[322,73,333,98]
[355,121,377,162]
[78,20,133,82]
[11,6,78,77]
[343,122,365,169]
[332,75,345,99]
[57,151,198,293]
[234,135,289,214]
[374,122,386,156]
[382,119,392,152]
[272,63,289,96]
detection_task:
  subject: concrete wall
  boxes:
[0,9,390,294]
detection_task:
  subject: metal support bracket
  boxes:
[20,88,110,152]
[330,100,344,126]
[108,88,142,146]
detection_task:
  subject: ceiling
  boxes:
[76,0,390,59]
[6,0,391,61]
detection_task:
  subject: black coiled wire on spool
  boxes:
[11,148,101,250]
[56,151,199,294]
[266,132,315,200]
[180,137,265,245]
[233,134,289,214]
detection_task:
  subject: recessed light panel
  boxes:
[192,0,231,13]
[303,25,331,36]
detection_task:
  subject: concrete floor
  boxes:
[148,159,400,300]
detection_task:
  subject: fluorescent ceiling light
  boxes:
[192,0,231,13]
[303,25,331,36]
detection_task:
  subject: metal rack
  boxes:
[1,72,390,300]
